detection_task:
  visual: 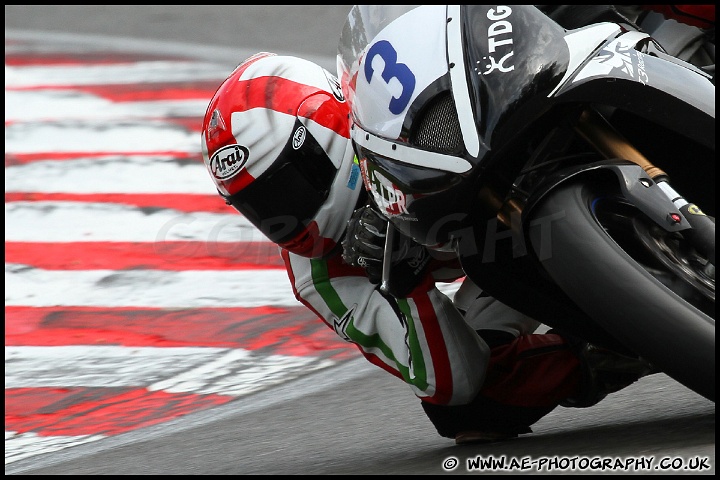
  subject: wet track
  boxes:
[4,5,715,475]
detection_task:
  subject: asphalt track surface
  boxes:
[5,5,715,475]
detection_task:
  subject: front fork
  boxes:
[574,108,715,265]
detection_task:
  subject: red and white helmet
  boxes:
[201,53,363,258]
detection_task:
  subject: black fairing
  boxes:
[462,5,570,150]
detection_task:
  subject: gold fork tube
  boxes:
[574,109,667,180]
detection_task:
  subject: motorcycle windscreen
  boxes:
[337,5,421,126]
[337,5,449,142]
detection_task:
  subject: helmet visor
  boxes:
[225,120,337,245]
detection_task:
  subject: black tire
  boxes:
[528,181,715,401]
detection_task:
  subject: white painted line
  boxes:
[5,158,216,194]
[148,352,335,396]
[5,61,232,88]
[6,121,199,154]
[5,431,106,466]
[5,266,298,308]
[5,345,233,388]
[6,90,209,122]
[6,345,333,395]
[5,202,265,242]
[4,29,337,72]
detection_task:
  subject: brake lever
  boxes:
[379,221,396,294]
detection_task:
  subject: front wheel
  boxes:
[528,181,715,401]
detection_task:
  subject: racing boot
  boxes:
[423,330,581,445]
[560,342,658,408]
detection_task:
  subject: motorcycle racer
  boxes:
[200,52,653,444]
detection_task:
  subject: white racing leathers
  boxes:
[281,248,538,406]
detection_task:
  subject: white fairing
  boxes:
[351,5,448,140]
[571,30,652,84]
[548,23,621,97]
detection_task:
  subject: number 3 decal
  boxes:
[364,40,416,115]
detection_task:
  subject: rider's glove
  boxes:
[342,205,432,297]
[342,206,386,283]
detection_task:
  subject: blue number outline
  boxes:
[364,40,416,115]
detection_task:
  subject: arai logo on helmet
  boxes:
[292,126,306,150]
[210,144,249,180]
